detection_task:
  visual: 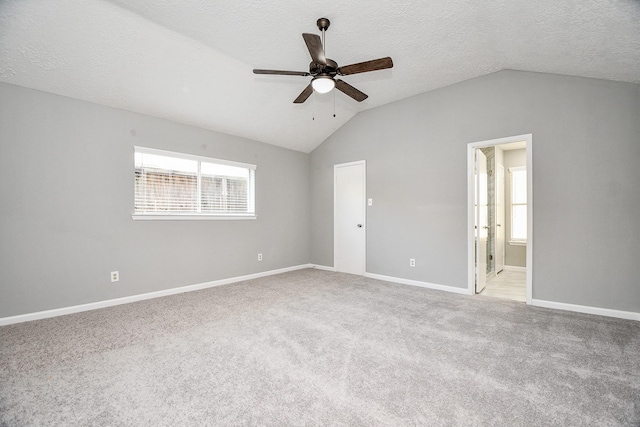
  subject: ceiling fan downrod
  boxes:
[317,18,330,54]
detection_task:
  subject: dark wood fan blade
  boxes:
[253,69,310,76]
[335,79,368,102]
[302,33,326,65]
[293,84,313,104]
[337,57,393,75]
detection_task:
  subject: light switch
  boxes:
[368,198,373,206]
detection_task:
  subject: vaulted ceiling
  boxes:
[1,0,639,153]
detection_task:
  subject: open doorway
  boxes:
[467,134,532,304]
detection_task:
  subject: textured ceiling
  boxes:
[1,0,639,153]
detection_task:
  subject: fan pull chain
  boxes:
[333,90,336,117]
[312,91,315,120]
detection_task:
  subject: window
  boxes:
[133,147,256,220]
[509,166,526,244]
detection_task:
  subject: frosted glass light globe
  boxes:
[312,76,335,94]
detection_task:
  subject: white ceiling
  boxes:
[1,0,639,153]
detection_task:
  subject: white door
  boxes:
[334,161,366,275]
[495,162,505,274]
[475,150,488,293]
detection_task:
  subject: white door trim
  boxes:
[334,160,367,274]
[467,134,533,304]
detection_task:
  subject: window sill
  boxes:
[509,240,527,246]
[132,214,256,221]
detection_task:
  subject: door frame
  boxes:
[467,134,533,303]
[334,160,367,274]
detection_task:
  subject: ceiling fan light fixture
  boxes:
[311,76,335,94]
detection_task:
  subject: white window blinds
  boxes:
[134,147,256,218]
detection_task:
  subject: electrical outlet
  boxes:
[258,253,263,261]
[111,271,119,282]
[409,259,416,267]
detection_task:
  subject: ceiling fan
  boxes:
[253,18,393,104]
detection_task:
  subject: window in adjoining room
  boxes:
[509,166,526,244]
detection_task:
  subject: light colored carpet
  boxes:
[1,269,639,426]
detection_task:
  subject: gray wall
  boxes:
[0,83,310,318]
[310,70,640,313]
[3,70,640,318]
[504,148,527,267]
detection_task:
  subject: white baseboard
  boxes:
[5,264,635,326]
[364,272,473,295]
[531,299,639,322]
[0,264,314,326]
[504,265,527,272]
[312,264,336,272]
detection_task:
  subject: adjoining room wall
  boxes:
[0,83,311,318]
[310,70,640,313]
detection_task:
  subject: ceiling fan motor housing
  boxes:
[309,59,338,76]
